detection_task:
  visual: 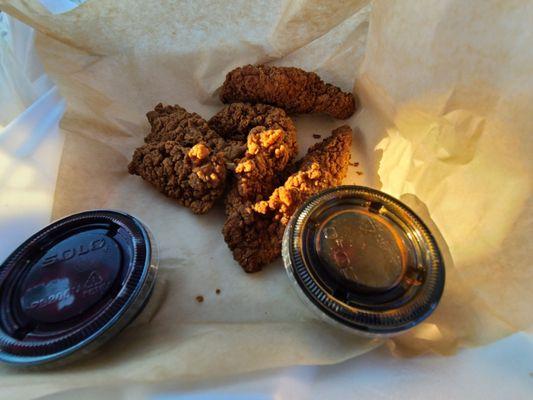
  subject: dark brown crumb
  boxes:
[349,161,360,167]
[195,295,204,303]
[356,171,363,175]
[224,126,352,273]
[313,134,322,139]
[128,142,227,214]
[220,65,356,119]
[215,289,221,295]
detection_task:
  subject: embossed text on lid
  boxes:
[0,210,157,367]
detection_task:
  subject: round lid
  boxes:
[0,210,157,366]
[282,186,445,335]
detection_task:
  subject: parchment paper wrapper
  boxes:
[0,0,531,399]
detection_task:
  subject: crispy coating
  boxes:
[222,125,298,273]
[220,65,356,119]
[254,125,352,225]
[145,103,226,151]
[223,139,247,166]
[222,187,287,273]
[209,103,296,165]
[233,126,297,201]
[208,103,297,142]
[130,103,247,214]
[224,125,352,272]
[128,142,226,214]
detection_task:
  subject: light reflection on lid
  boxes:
[283,186,445,336]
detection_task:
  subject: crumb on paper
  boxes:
[313,134,321,139]
[215,289,221,295]
[195,295,204,303]
[356,171,363,175]
[349,161,359,167]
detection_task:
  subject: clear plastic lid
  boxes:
[282,186,445,336]
[0,210,158,367]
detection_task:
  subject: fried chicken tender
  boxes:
[223,187,286,273]
[224,125,352,272]
[208,103,297,142]
[254,125,352,224]
[220,65,356,119]
[129,142,226,214]
[222,125,298,273]
[130,103,248,214]
[145,103,226,151]
[233,126,297,201]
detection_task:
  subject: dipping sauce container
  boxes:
[282,186,445,336]
[0,210,157,367]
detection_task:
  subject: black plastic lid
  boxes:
[0,210,157,366]
[283,186,445,336]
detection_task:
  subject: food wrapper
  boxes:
[0,0,531,398]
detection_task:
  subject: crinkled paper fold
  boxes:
[0,0,531,398]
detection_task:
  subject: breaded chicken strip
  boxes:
[130,103,248,214]
[233,126,297,201]
[129,142,226,214]
[222,125,298,272]
[145,103,226,150]
[145,103,245,163]
[224,125,352,272]
[220,65,356,119]
[208,103,297,142]
[223,188,286,273]
[254,125,352,224]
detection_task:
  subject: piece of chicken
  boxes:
[129,142,226,214]
[232,126,298,201]
[130,103,250,214]
[208,102,297,142]
[254,125,352,224]
[222,125,299,273]
[224,125,352,272]
[145,103,226,150]
[220,65,356,119]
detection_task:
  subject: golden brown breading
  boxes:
[222,125,298,273]
[128,142,226,214]
[233,126,298,201]
[224,126,352,272]
[254,125,352,224]
[208,103,297,142]
[220,65,356,119]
